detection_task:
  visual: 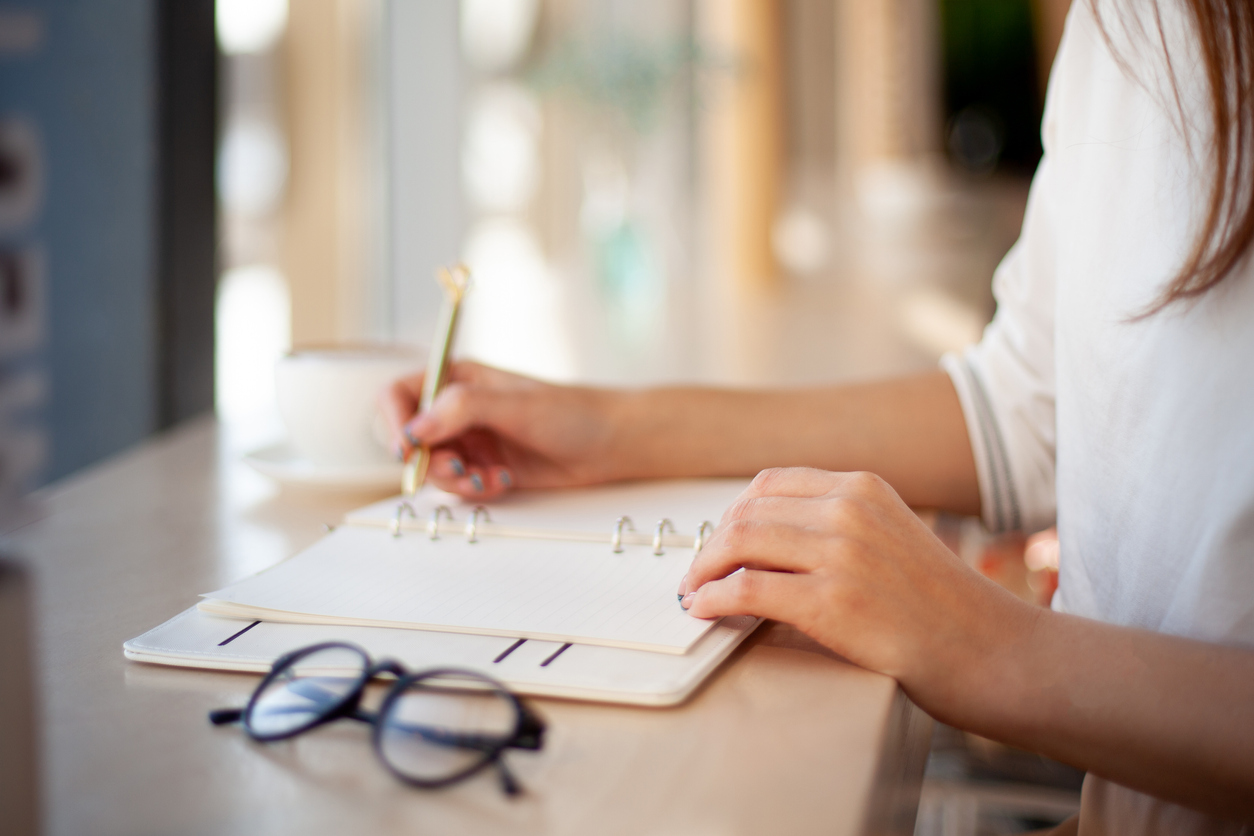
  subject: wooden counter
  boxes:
[10,417,931,836]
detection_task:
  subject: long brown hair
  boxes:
[1095,0,1254,314]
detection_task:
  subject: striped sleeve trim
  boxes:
[940,352,1023,533]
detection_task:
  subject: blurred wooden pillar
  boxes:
[835,0,942,201]
[282,0,375,346]
[1031,0,1073,99]
[699,0,785,293]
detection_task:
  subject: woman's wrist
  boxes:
[906,575,1049,736]
[595,387,680,481]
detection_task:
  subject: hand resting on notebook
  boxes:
[678,466,1021,703]
[677,467,1006,686]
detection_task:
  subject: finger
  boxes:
[451,467,513,497]
[682,569,817,623]
[431,467,509,499]
[425,442,513,499]
[681,519,832,595]
[386,364,484,452]
[421,441,479,494]
[405,382,511,448]
[446,467,490,497]
[458,431,515,493]
[391,362,523,452]
[429,447,470,480]
[380,376,424,453]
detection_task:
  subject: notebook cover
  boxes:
[124,606,762,707]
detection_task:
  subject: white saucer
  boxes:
[243,442,404,490]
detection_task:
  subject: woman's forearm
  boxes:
[949,608,1254,821]
[610,369,981,515]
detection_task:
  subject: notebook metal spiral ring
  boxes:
[427,505,454,540]
[652,519,675,556]
[612,516,635,553]
[391,502,417,538]
[465,506,491,543]
[694,521,714,552]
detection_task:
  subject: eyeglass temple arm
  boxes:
[209,707,244,725]
[497,760,522,796]
[510,704,545,750]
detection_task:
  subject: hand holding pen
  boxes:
[382,264,710,500]
[381,364,629,501]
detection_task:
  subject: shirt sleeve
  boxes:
[941,150,1059,534]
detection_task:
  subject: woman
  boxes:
[383,1,1254,831]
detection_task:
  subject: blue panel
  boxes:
[0,0,157,483]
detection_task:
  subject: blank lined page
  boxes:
[200,525,717,654]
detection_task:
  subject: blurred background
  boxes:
[212,0,1065,429]
[0,1,1077,833]
[0,0,1071,489]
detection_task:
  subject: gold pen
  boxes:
[402,264,471,497]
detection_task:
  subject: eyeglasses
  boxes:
[209,642,545,796]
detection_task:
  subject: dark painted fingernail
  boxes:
[469,473,484,492]
[498,469,512,487]
[404,428,421,447]
[449,458,466,476]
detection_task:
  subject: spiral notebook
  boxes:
[196,479,750,655]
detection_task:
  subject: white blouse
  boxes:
[941,1,1253,832]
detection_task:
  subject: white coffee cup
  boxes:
[275,345,425,468]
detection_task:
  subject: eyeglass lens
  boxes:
[378,673,518,783]
[247,645,369,737]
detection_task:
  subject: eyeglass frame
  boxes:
[209,641,546,796]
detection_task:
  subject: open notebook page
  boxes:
[201,526,713,653]
[200,479,751,654]
[195,528,707,651]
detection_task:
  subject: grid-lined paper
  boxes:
[200,525,717,654]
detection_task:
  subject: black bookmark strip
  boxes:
[218,620,262,646]
[493,638,527,664]
[540,643,572,667]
